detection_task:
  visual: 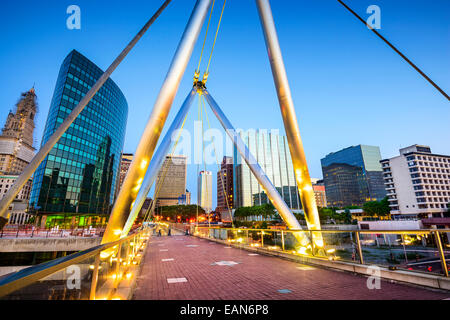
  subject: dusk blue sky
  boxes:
[1,0,449,208]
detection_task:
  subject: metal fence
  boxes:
[0,225,107,239]
[0,227,151,300]
[187,225,449,278]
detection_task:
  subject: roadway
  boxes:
[132,235,449,300]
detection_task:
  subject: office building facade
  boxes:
[233,130,301,211]
[321,145,386,208]
[313,184,327,208]
[380,145,450,226]
[0,175,33,225]
[155,155,187,207]
[198,170,213,213]
[115,153,133,199]
[217,156,233,213]
[29,50,128,228]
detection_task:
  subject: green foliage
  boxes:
[318,207,335,221]
[363,197,390,216]
[156,205,205,220]
[344,205,361,210]
[234,203,277,220]
[27,216,36,224]
[341,209,353,224]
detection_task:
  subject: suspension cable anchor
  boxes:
[194,77,206,94]
[201,72,209,86]
[193,70,201,85]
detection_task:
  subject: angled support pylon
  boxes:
[256,0,323,248]
[202,89,310,247]
[121,88,197,237]
[102,0,213,244]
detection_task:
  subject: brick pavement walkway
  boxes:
[132,235,450,300]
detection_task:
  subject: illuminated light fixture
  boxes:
[89,265,95,270]
[113,229,122,236]
[297,247,308,255]
[326,248,336,254]
[314,238,324,248]
[140,159,148,170]
[126,273,132,279]
[100,250,113,259]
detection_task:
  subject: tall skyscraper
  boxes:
[0,88,37,224]
[217,156,233,213]
[28,50,128,228]
[233,130,301,211]
[115,153,133,199]
[198,170,213,213]
[155,155,187,207]
[321,145,386,208]
[0,88,37,174]
[380,145,450,227]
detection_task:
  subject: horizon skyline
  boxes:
[1,0,449,209]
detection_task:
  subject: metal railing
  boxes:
[0,225,107,239]
[0,227,152,300]
[186,225,449,278]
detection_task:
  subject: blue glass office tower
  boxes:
[233,130,301,211]
[29,50,128,227]
[321,145,386,208]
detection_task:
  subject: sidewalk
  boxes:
[133,235,450,300]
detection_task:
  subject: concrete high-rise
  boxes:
[155,155,187,208]
[312,179,327,208]
[217,156,233,213]
[198,170,213,213]
[28,50,128,228]
[380,145,450,228]
[115,153,133,199]
[321,145,386,208]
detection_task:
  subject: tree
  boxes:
[157,205,205,221]
[318,207,334,222]
[363,197,390,216]
[341,209,353,224]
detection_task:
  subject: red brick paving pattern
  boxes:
[132,235,450,300]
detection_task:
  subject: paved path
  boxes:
[133,235,450,300]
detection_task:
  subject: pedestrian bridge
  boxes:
[0,0,449,301]
[0,224,449,300]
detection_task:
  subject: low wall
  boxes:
[0,237,102,253]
